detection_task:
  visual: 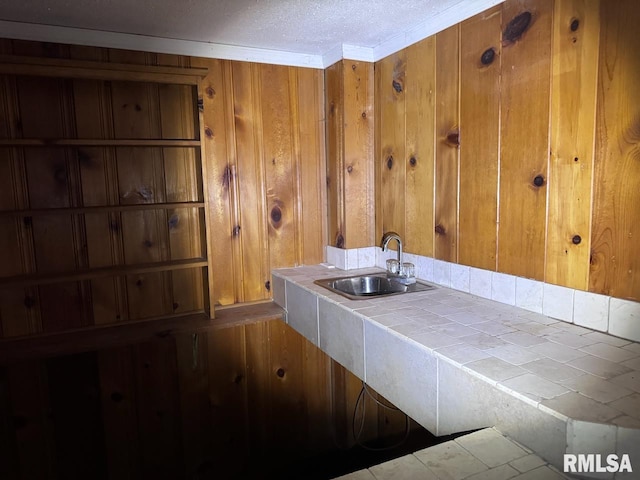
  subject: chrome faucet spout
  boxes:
[380,231,403,265]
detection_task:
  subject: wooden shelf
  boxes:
[0,202,205,218]
[0,258,208,288]
[0,54,208,85]
[0,138,201,147]
[0,301,284,365]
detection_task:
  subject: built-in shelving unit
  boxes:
[0,54,212,336]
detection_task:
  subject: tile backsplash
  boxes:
[324,245,640,343]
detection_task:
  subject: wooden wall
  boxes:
[0,38,326,339]
[0,318,410,479]
[194,58,326,305]
[375,0,640,301]
[325,60,375,248]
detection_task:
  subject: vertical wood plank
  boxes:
[498,0,553,280]
[5,361,56,479]
[191,58,236,307]
[46,353,107,478]
[233,62,269,302]
[590,0,640,300]
[175,332,213,478]
[260,65,297,270]
[405,38,436,257]
[343,60,375,248]
[459,7,502,270]
[207,326,249,476]
[133,339,183,479]
[325,61,345,247]
[244,321,271,459]
[547,0,599,289]
[0,368,19,479]
[378,52,407,238]
[296,67,326,264]
[98,348,142,480]
[434,25,460,262]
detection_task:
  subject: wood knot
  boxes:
[386,156,394,170]
[409,156,417,167]
[23,296,36,308]
[134,104,142,112]
[205,86,215,98]
[435,224,446,235]
[222,164,233,189]
[503,11,532,43]
[54,166,67,184]
[204,127,214,138]
[361,111,367,119]
[111,392,124,403]
[351,64,357,70]
[135,279,143,287]
[480,47,496,66]
[346,165,354,174]
[446,130,460,147]
[265,280,271,291]
[270,205,282,225]
[533,175,545,187]
[168,214,179,230]
[574,157,579,162]
[570,18,580,32]
[276,368,285,378]
[572,235,582,245]
[232,225,241,237]
[392,80,403,93]
[77,149,92,165]
[335,233,345,249]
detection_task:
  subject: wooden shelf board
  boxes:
[0,258,208,288]
[0,138,200,147]
[0,302,284,364]
[0,202,205,218]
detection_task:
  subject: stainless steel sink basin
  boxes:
[314,273,435,300]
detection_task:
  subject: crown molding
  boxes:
[0,20,325,69]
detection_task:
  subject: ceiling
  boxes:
[0,0,503,68]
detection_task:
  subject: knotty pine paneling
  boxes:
[325,60,374,249]
[404,37,436,257]
[0,319,411,479]
[434,25,460,263]
[459,6,501,271]
[590,0,640,300]
[374,0,639,301]
[378,51,407,240]
[194,57,325,306]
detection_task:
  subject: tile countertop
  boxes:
[272,265,640,477]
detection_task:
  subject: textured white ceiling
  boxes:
[0,0,504,67]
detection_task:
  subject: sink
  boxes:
[314,273,435,300]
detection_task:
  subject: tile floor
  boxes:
[332,428,571,480]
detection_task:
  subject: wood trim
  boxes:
[0,258,208,288]
[0,301,284,364]
[0,54,208,85]
[0,202,205,218]
[0,139,200,147]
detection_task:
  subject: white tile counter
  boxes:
[272,265,640,478]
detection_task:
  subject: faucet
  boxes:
[380,232,415,284]
[380,231,403,266]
